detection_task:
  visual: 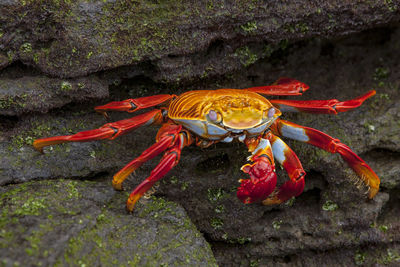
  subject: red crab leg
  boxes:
[244,77,310,96]
[95,94,175,116]
[271,119,380,198]
[237,137,277,204]
[270,90,376,114]
[112,123,187,190]
[262,132,306,205]
[112,136,175,190]
[126,125,193,212]
[33,109,163,153]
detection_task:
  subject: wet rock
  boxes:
[0,1,399,81]
[0,179,217,266]
[0,75,108,116]
[0,112,159,185]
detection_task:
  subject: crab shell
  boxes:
[168,89,282,143]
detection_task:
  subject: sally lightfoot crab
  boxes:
[33,78,380,211]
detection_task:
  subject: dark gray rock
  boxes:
[0,179,217,267]
[0,75,108,116]
[0,1,399,82]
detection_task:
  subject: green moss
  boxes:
[296,23,309,33]
[214,204,225,213]
[138,196,174,218]
[378,249,400,265]
[169,175,178,184]
[66,181,80,199]
[378,225,389,232]
[284,22,309,34]
[234,46,258,67]
[10,120,52,149]
[33,53,39,63]
[250,259,260,267]
[7,51,14,63]
[207,188,228,203]
[0,229,15,249]
[384,0,397,12]
[180,181,188,191]
[14,198,48,216]
[87,0,195,68]
[363,122,376,133]
[1,180,82,257]
[240,21,257,33]
[20,42,32,53]
[0,94,27,110]
[322,200,339,211]
[354,251,366,266]
[272,220,283,230]
[86,51,93,59]
[285,197,296,207]
[210,217,224,229]
[25,228,47,258]
[60,81,73,91]
[235,237,251,245]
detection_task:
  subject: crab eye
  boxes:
[208,110,217,120]
[267,107,275,118]
[207,110,222,123]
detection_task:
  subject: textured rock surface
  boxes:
[0,179,217,266]
[1,1,400,266]
[0,0,399,82]
[0,73,108,116]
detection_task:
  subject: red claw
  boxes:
[262,175,305,205]
[237,157,277,204]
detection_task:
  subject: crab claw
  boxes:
[237,158,277,204]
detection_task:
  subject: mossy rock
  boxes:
[0,1,399,81]
[0,179,217,266]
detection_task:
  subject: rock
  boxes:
[0,179,217,266]
[0,75,108,116]
[0,112,159,185]
[0,1,399,81]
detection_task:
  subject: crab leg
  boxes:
[95,94,175,116]
[244,77,310,96]
[126,125,192,211]
[262,132,306,205]
[112,123,187,190]
[33,109,163,153]
[237,137,277,204]
[270,90,375,114]
[271,119,380,198]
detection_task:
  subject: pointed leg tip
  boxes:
[32,142,45,154]
[262,197,282,206]
[368,187,379,199]
[112,180,124,191]
[95,110,109,119]
[126,195,140,213]
[126,202,135,213]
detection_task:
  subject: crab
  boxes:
[33,78,380,211]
